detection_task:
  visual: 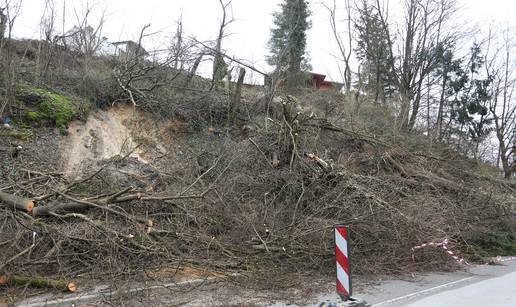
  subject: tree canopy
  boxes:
[267,0,311,85]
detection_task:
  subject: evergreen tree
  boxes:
[433,42,463,140]
[267,0,311,87]
[354,0,394,103]
[439,44,493,156]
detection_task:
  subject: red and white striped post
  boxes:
[335,225,352,301]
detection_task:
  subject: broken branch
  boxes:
[0,191,34,213]
[0,275,76,292]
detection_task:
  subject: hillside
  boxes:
[0,39,515,303]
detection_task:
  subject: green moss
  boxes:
[17,85,80,133]
[25,111,43,122]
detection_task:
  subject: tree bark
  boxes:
[435,74,448,140]
[0,275,76,292]
[408,82,423,130]
[184,54,203,87]
[229,67,246,126]
[0,7,6,42]
[0,191,34,213]
[398,87,412,130]
[32,202,87,217]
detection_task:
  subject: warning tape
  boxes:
[412,238,468,265]
[489,256,516,263]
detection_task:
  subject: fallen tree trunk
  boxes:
[0,275,76,292]
[31,191,204,218]
[32,202,89,217]
[0,191,34,213]
[111,193,205,203]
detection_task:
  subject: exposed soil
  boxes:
[62,106,147,176]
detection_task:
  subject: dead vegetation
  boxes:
[0,26,515,302]
[1,77,514,301]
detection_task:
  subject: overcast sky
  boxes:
[11,0,516,83]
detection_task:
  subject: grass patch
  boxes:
[0,129,34,140]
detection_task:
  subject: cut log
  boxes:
[31,192,203,218]
[111,193,143,203]
[307,153,330,171]
[272,152,280,168]
[32,202,88,217]
[0,191,34,213]
[0,275,76,292]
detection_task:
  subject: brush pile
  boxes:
[1,92,515,298]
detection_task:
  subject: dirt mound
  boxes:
[62,106,147,175]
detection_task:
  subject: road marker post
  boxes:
[335,225,352,301]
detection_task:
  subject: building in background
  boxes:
[265,72,344,91]
[110,41,148,60]
[306,72,344,91]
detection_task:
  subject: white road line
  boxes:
[371,276,475,307]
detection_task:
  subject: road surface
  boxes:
[13,258,516,306]
[311,257,516,307]
[405,268,515,306]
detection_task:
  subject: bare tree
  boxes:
[373,0,459,131]
[0,0,22,117]
[40,0,56,42]
[184,52,204,87]
[211,0,233,90]
[57,2,106,58]
[0,0,20,50]
[171,15,184,70]
[487,29,516,178]
[114,25,189,107]
[322,0,353,94]
[35,0,57,83]
[0,5,6,42]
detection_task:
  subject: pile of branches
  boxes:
[194,96,515,278]
[0,154,233,295]
[1,94,515,297]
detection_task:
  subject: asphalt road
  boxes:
[405,268,516,307]
[361,258,516,307]
[309,258,516,307]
